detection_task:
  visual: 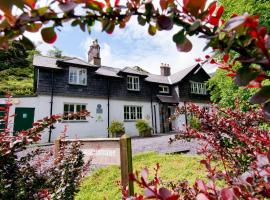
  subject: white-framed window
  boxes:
[159,85,169,94]
[124,106,142,121]
[127,75,140,91]
[63,103,87,121]
[69,67,87,85]
[190,81,207,95]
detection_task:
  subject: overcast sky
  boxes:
[25,2,216,75]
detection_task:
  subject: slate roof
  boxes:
[119,67,148,76]
[33,55,202,85]
[33,55,61,69]
[33,55,98,69]
[156,95,179,104]
[59,57,98,67]
[145,74,170,84]
[95,66,121,77]
[169,64,198,84]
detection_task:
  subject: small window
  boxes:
[124,106,142,121]
[190,81,207,95]
[159,85,169,94]
[127,76,140,91]
[69,67,87,85]
[0,104,6,131]
[63,103,87,121]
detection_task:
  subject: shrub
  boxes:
[187,115,200,130]
[0,96,90,199]
[135,119,152,137]
[122,104,270,199]
[108,120,125,137]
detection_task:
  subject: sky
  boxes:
[24,3,216,75]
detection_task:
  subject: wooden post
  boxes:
[54,138,60,158]
[120,134,134,196]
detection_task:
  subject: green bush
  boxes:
[108,121,125,137]
[135,119,152,137]
[188,115,200,130]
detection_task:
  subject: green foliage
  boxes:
[0,42,38,96]
[221,0,270,30]
[0,41,29,71]
[47,46,63,58]
[76,152,205,200]
[135,119,152,137]
[187,115,200,130]
[207,69,257,112]
[108,121,125,137]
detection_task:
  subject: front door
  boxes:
[13,108,35,133]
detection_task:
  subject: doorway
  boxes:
[13,107,35,133]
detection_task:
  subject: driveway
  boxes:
[131,134,203,155]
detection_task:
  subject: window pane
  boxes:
[130,107,136,119]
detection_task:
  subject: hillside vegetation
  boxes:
[0,41,36,96]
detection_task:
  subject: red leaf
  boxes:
[157,15,173,30]
[196,193,209,200]
[160,0,168,11]
[41,27,57,44]
[114,0,120,7]
[216,6,224,18]
[195,58,203,62]
[223,54,229,62]
[210,59,216,64]
[176,37,192,52]
[183,0,206,15]
[207,2,216,16]
[140,167,149,181]
[220,188,234,200]
[226,73,236,77]
[195,180,207,192]
[159,187,172,199]
[209,16,219,26]
[25,23,42,33]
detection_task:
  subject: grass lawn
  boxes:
[75,152,209,200]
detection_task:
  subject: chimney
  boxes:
[160,63,171,76]
[88,39,101,65]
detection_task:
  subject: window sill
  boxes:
[127,89,140,92]
[68,83,87,86]
[62,120,88,123]
[124,120,141,122]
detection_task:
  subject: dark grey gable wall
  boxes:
[177,67,210,102]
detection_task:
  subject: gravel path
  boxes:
[131,134,203,155]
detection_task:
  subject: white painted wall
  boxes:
[109,100,160,137]
[0,95,160,143]
[0,95,109,143]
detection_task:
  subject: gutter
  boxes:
[150,84,154,133]
[107,78,110,137]
[48,69,55,143]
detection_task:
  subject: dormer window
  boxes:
[159,85,169,94]
[190,81,207,95]
[69,67,87,85]
[127,75,140,91]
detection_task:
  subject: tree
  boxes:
[0,41,38,95]
[47,46,63,58]
[206,0,270,111]
[207,69,256,111]
[221,0,270,30]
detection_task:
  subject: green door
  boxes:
[14,107,35,133]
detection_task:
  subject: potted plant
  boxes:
[108,120,125,137]
[135,119,152,137]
